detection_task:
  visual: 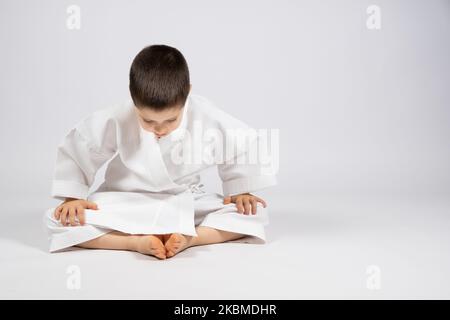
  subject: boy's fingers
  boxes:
[61,207,68,226]
[250,199,258,215]
[69,207,77,226]
[236,197,244,214]
[54,206,61,220]
[255,197,267,208]
[243,198,251,215]
[223,196,231,204]
[77,206,85,225]
[85,201,98,210]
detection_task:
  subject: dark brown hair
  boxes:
[129,44,190,110]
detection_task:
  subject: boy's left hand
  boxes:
[223,193,267,215]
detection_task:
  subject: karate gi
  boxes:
[43,93,277,252]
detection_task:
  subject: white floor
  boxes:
[1,192,449,299]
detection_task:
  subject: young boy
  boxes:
[44,44,277,259]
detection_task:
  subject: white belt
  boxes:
[188,183,205,194]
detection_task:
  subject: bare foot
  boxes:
[134,234,167,259]
[164,233,193,258]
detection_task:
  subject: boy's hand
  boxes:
[54,198,99,226]
[223,193,267,215]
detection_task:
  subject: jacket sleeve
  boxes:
[51,109,118,201]
[217,130,278,197]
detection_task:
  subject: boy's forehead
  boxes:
[135,105,183,121]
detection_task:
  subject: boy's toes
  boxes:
[152,246,166,259]
[162,233,172,244]
[137,235,166,259]
[164,233,190,258]
[155,251,166,260]
[166,250,175,258]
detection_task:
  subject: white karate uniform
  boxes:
[43,93,277,252]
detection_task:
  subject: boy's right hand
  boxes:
[54,199,99,226]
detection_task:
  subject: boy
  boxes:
[44,44,277,259]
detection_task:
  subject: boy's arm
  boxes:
[217,133,277,215]
[51,111,118,201]
[217,135,277,197]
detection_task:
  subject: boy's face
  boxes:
[135,104,184,139]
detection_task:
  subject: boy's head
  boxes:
[129,44,191,138]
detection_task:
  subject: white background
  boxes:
[0,0,449,299]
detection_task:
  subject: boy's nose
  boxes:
[153,126,164,135]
